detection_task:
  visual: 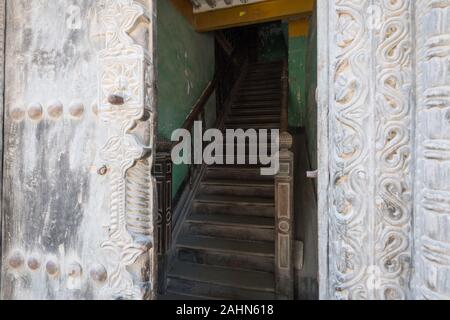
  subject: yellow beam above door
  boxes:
[192,0,314,32]
[288,18,310,37]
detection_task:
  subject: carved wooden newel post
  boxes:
[275,59,294,300]
[153,138,173,295]
[98,0,157,300]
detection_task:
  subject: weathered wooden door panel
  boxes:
[1,0,157,300]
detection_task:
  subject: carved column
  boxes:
[98,0,157,300]
[153,138,173,295]
[275,132,294,300]
[322,0,414,299]
[414,0,450,300]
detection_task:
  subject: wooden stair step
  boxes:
[230,108,281,117]
[184,209,275,242]
[237,92,281,99]
[193,194,275,217]
[235,94,280,101]
[247,68,282,74]
[167,277,275,300]
[232,101,281,108]
[187,212,275,229]
[177,235,274,257]
[202,179,274,188]
[195,194,274,206]
[168,262,275,293]
[226,115,281,124]
[225,123,280,129]
[206,165,275,181]
[240,84,281,91]
[245,73,281,79]
[243,76,280,81]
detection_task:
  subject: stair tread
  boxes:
[232,102,281,107]
[225,124,280,129]
[187,212,275,229]
[177,235,275,257]
[195,194,275,206]
[207,164,274,170]
[169,262,275,292]
[202,179,274,187]
[227,115,280,120]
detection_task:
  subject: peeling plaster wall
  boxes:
[157,0,215,198]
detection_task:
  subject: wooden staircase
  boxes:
[165,61,283,300]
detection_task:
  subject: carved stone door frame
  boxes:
[318,0,416,300]
[317,0,450,300]
[316,0,330,300]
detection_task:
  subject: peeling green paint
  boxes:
[288,36,307,127]
[305,14,318,170]
[157,0,215,197]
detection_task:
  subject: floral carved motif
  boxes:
[97,0,155,300]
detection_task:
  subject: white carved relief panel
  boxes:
[325,0,414,300]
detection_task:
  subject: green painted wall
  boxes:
[305,15,318,170]
[157,0,215,197]
[288,36,307,127]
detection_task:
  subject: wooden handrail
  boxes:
[216,31,234,57]
[181,77,218,132]
[176,48,245,147]
[280,58,289,132]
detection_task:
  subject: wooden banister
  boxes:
[177,44,246,140]
[182,78,217,132]
[275,56,295,300]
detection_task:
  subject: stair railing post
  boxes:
[154,138,173,295]
[275,58,294,299]
[275,132,294,300]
